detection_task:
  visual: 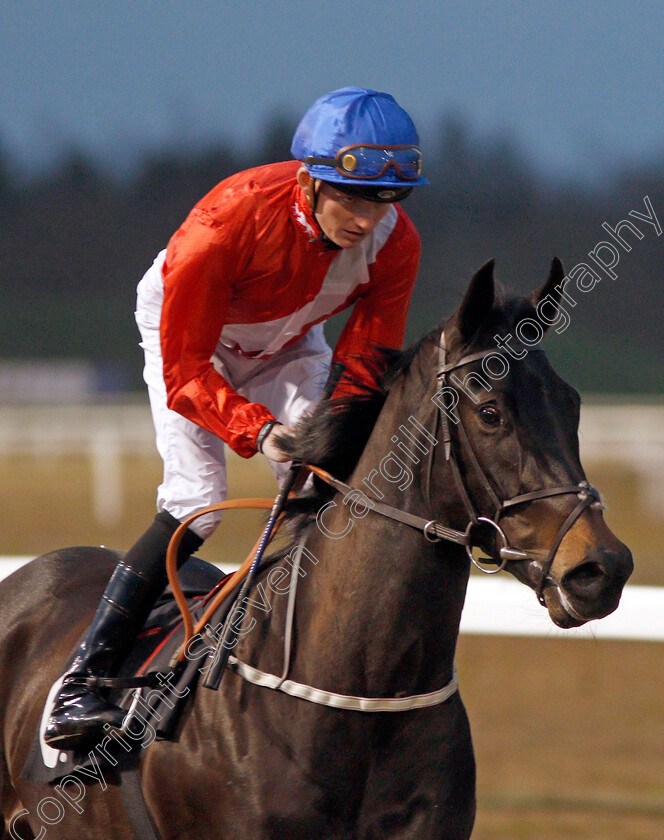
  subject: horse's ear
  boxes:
[529,257,565,330]
[455,259,496,343]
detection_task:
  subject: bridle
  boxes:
[311,334,603,607]
[435,335,604,604]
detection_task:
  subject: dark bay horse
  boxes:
[0,260,632,839]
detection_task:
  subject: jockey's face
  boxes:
[297,169,391,249]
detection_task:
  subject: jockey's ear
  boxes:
[297,166,315,207]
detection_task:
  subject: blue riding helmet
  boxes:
[291,87,429,191]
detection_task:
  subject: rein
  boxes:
[307,464,471,546]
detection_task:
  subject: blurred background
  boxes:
[1,2,662,837]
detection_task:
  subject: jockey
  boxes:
[45,86,427,748]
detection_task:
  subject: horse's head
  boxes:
[434,259,633,628]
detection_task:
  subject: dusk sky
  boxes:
[2,1,664,181]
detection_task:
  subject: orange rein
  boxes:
[165,498,280,662]
[305,464,333,483]
[165,465,336,663]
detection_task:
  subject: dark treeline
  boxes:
[1,115,663,394]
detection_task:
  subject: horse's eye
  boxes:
[478,405,501,427]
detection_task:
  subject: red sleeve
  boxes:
[331,208,421,394]
[160,199,275,459]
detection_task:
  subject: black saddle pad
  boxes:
[119,556,228,681]
[22,557,236,785]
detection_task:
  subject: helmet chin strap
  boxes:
[311,179,342,250]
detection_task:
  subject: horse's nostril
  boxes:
[562,550,630,603]
[562,558,615,603]
[565,561,605,586]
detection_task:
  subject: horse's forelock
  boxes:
[463,292,535,351]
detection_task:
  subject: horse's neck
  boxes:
[293,357,468,698]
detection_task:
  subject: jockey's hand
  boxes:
[261,424,295,463]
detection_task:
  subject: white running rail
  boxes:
[1,558,662,642]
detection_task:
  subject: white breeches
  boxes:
[135,255,332,539]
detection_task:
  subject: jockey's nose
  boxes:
[353,204,382,230]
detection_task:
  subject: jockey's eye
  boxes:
[478,404,501,427]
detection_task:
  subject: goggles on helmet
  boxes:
[304,144,423,182]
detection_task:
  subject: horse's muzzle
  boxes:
[549,544,634,626]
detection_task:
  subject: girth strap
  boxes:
[120,768,162,840]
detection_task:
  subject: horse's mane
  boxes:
[275,333,433,531]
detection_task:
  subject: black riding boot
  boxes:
[44,511,203,750]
